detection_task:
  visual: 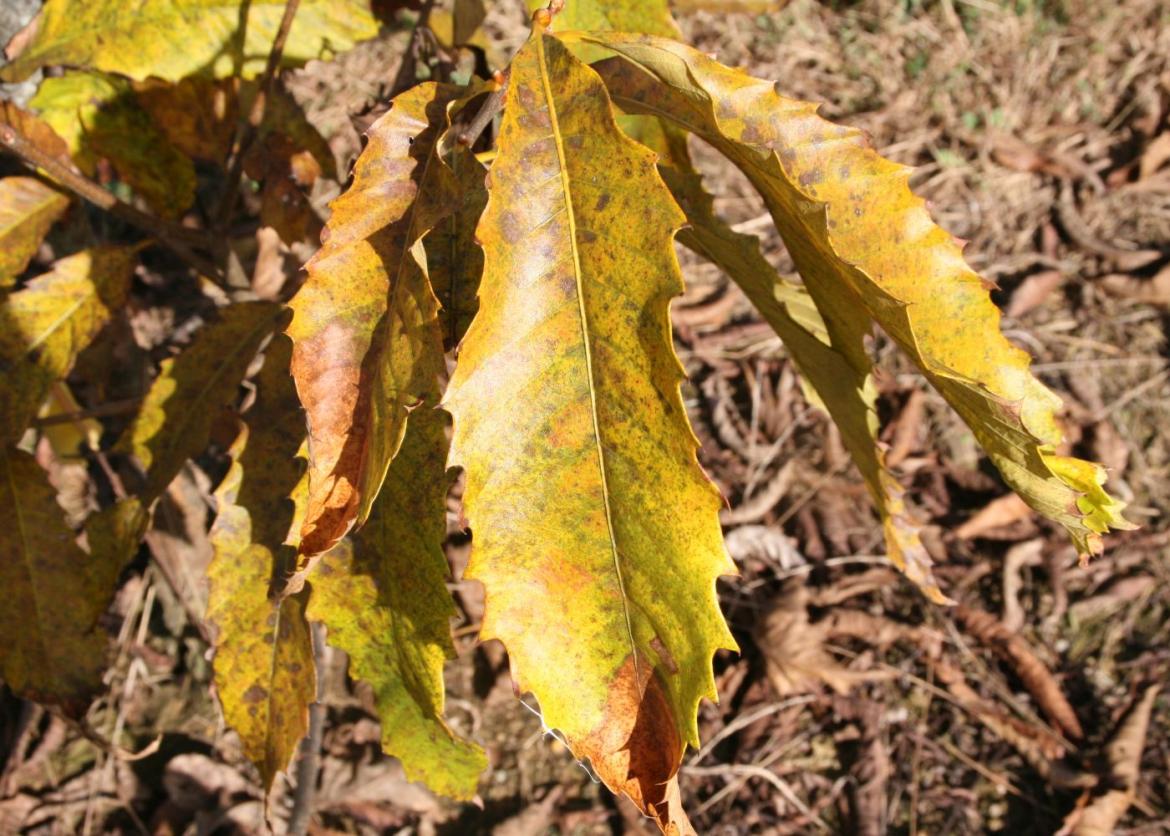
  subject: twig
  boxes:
[288,622,327,836]
[683,763,829,831]
[34,396,145,428]
[457,77,508,149]
[215,0,302,236]
[389,0,439,97]
[1092,367,1170,422]
[0,122,223,281]
[690,696,816,765]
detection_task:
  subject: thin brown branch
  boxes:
[33,396,144,428]
[215,0,302,235]
[288,622,327,836]
[0,121,223,281]
[457,75,508,150]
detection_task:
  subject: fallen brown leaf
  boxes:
[931,659,1071,771]
[884,388,926,469]
[955,493,1034,540]
[722,524,806,570]
[492,786,565,836]
[1099,263,1170,307]
[954,605,1083,740]
[756,581,890,696]
[1006,270,1065,318]
[1001,538,1044,633]
[833,699,887,836]
[720,460,795,525]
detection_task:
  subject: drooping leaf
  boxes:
[654,135,947,601]
[31,72,196,217]
[207,335,314,789]
[2,0,380,83]
[0,176,69,287]
[584,33,1132,559]
[0,448,119,714]
[287,82,462,563]
[119,301,283,501]
[0,245,136,446]
[443,26,734,829]
[306,406,486,799]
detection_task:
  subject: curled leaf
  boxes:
[1074,685,1160,835]
[954,605,1082,740]
[287,82,461,563]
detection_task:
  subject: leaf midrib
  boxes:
[0,188,61,242]
[21,276,93,355]
[533,33,638,673]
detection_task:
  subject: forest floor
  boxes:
[2,0,1169,834]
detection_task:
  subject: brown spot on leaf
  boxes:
[243,683,269,704]
[580,656,688,831]
[799,168,824,188]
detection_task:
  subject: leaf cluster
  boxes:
[0,0,1132,829]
